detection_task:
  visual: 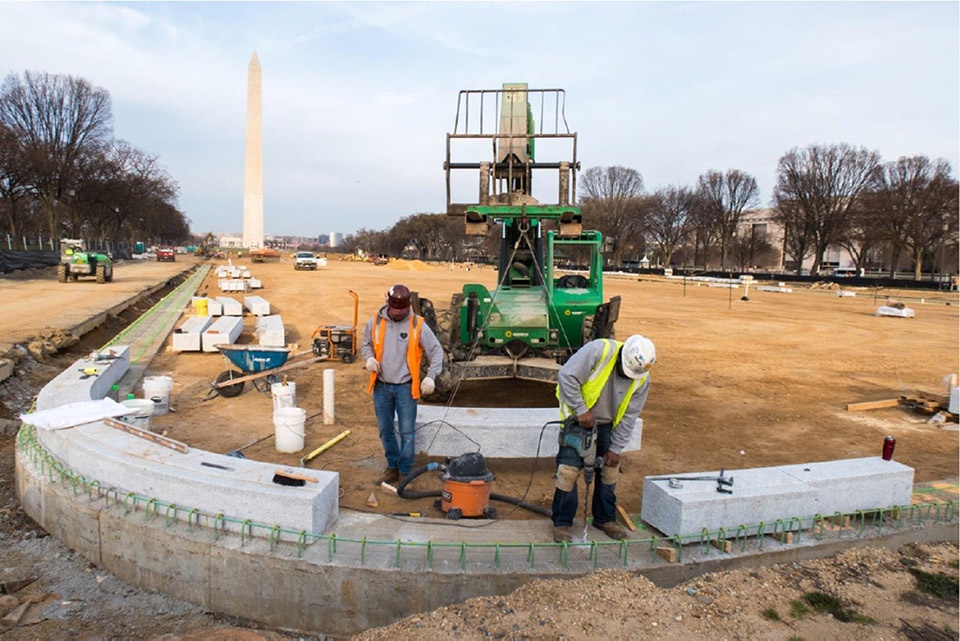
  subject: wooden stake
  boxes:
[845,399,899,411]
[615,504,637,531]
[656,546,678,563]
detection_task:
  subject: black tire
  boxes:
[446,507,462,521]
[341,352,354,364]
[215,370,245,397]
[57,264,68,283]
[96,263,106,284]
[71,273,79,281]
[105,266,113,282]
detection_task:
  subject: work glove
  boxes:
[420,377,435,396]
[365,357,380,373]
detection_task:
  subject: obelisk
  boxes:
[242,52,264,249]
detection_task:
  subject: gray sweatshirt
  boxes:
[557,339,650,454]
[361,306,444,385]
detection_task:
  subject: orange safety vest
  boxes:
[367,313,426,399]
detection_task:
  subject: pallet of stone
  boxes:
[219,279,250,293]
[202,316,244,352]
[248,278,263,289]
[172,316,214,352]
[215,296,243,316]
[256,314,285,347]
[243,295,270,316]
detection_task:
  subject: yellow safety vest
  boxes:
[557,339,648,429]
[367,313,425,399]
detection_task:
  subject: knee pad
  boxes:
[555,464,580,492]
[601,463,619,485]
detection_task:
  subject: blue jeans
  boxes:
[372,381,418,475]
[551,423,617,527]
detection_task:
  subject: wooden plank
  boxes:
[656,546,677,563]
[102,418,189,454]
[615,504,637,531]
[212,356,320,389]
[769,531,794,544]
[710,538,733,553]
[846,399,899,412]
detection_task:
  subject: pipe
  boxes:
[322,368,335,425]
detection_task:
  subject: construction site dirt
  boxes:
[0,256,957,640]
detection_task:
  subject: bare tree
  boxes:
[696,169,759,268]
[773,143,880,275]
[868,156,958,280]
[647,187,694,267]
[0,123,31,238]
[579,166,645,266]
[0,71,113,241]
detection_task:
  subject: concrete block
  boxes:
[172,316,214,352]
[778,458,914,515]
[256,315,285,347]
[0,358,13,383]
[640,458,916,538]
[41,422,338,535]
[194,296,223,316]
[35,346,130,410]
[244,296,270,316]
[415,406,642,458]
[215,297,243,316]
[202,317,244,352]
[248,278,262,289]
[641,467,817,538]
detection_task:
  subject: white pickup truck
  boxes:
[293,251,318,270]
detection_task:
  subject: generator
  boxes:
[311,325,356,363]
[310,290,358,364]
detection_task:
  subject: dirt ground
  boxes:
[0,255,957,640]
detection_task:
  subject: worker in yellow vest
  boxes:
[553,335,655,543]
[362,284,444,485]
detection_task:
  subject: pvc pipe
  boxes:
[323,368,335,425]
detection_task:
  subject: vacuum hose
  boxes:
[396,462,551,517]
[397,462,442,499]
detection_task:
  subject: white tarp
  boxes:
[875,305,915,318]
[21,398,134,430]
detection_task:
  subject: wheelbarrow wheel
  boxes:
[215,370,245,398]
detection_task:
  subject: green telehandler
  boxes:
[57,239,113,284]
[418,84,619,398]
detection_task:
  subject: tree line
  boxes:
[0,71,189,251]
[346,146,957,281]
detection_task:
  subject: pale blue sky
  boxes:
[1,2,957,237]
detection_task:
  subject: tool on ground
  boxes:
[226,432,276,458]
[311,290,359,364]
[391,512,422,517]
[272,469,319,487]
[200,461,233,471]
[300,429,351,468]
[102,417,189,454]
[649,468,734,494]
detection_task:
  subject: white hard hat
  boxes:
[621,335,656,379]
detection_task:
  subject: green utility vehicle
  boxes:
[420,84,618,393]
[57,239,113,284]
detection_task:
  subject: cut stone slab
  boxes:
[256,314,284,347]
[244,295,270,316]
[202,316,244,352]
[193,296,222,316]
[215,296,243,316]
[640,457,915,538]
[415,406,642,458]
[35,346,130,410]
[172,316,213,352]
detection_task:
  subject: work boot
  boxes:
[375,468,400,485]
[553,526,572,543]
[593,521,627,541]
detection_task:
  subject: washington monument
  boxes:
[243,52,264,249]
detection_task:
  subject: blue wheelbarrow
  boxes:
[210,344,320,398]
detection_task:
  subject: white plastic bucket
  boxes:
[121,399,155,432]
[143,375,173,416]
[271,381,297,411]
[273,407,306,453]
